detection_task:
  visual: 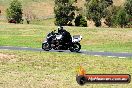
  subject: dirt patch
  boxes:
[0,53,15,60]
[113,0,125,6]
[23,2,54,20]
[0,5,5,15]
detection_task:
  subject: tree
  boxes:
[86,0,100,27]
[104,0,113,5]
[116,8,129,28]
[124,0,132,27]
[6,0,23,23]
[104,5,121,27]
[75,14,87,27]
[86,0,113,27]
[80,17,87,27]
[54,0,76,26]
[125,0,132,16]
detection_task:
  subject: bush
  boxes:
[104,5,121,27]
[75,14,82,26]
[125,15,132,28]
[95,20,101,27]
[80,17,87,27]
[86,0,114,27]
[125,0,132,16]
[86,0,110,27]
[124,0,132,27]
[115,8,129,28]
[54,0,75,26]
[75,14,87,27]
[6,0,23,23]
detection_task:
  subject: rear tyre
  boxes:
[70,43,81,52]
[42,42,51,51]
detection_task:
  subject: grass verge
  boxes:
[0,23,132,52]
[0,50,132,88]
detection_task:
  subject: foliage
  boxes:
[86,0,100,27]
[124,0,132,27]
[124,0,132,16]
[104,5,121,27]
[54,0,76,26]
[104,0,132,28]
[6,0,23,23]
[115,8,129,28]
[86,0,112,27]
[75,14,87,27]
[0,24,132,52]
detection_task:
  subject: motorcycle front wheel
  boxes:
[42,42,52,51]
[69,42,81,52]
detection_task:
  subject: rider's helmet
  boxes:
[58,26,63,33]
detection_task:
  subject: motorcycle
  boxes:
[42,30,82,52]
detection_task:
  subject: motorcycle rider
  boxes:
[57,26,72,46]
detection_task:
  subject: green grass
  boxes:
[0,50,132,88]
[30,18,55,26]
[0,0,53,5]
[83,42,132,52]
[0,23,132,52]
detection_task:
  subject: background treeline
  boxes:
[54,0,132,27]
[6,0,132,28]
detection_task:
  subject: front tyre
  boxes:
[42,42,51,51]
[70,42,81,52]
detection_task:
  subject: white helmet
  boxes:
[58,26,63,31]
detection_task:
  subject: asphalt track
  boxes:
[0,46,132,58]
